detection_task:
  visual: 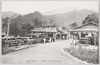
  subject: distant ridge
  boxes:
[2,11,20,19]
[44,9,95,29]
[2,9,95,29]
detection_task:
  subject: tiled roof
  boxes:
[57,29,68,34]
[69,22,98,32]
[31,28,57,32]
[31,28,45,32]
[69,29,98,32]
[73,22,98,29]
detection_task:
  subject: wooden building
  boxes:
[28,26,57,42]
[56,28,68,39]
[69,22,99,45]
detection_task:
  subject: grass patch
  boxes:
[64,46,99,64]
[2,45,32,55]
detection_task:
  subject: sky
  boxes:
[2,1,99,15]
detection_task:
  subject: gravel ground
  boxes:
[2,40,84,64]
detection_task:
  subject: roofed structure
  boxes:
[31,27,57,33]
[68,22,99,46]
[69,22,99,32]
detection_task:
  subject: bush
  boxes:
[2,47,10,55]
[64,46,99,64]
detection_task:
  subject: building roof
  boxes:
[31,27,57,33]
[69,29,98,32]
[31,28,45,32]
[57,29,68,34]
[73,22,98,29]
[69,22,99,32]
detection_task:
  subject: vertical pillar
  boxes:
[68,32,70,39]
[72,32,74,46]
[60,33,62,39]
[6,18,10,48]
[93,32,97,46]
[72,33,74,40]
[78,32,81,39]
[6,19,10,41]
[43,38,46,43]
[54,33,56,42]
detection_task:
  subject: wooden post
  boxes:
[73,33,74,40]
[6,18,10,48]
[68,32,70,39]
[6,19,10,41]
[78,32,81,39]
[93,32,97,46]
[54,33,56,42]
[72,32,74,46]
[60,33,62,39]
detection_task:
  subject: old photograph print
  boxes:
[1,1,99,64]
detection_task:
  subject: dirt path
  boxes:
[2,40,84,64]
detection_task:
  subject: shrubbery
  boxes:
[64,46,99,64]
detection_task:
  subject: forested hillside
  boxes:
[2,9,98,36]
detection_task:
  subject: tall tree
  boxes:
[19,23,32,36]
[2,17,8,33]
[82,20,87,24]
[70,22,78,28]
[82,13,99,24]
[9,21,20,37]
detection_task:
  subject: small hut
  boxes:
[69,22,99,45]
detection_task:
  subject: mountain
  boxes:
[42,6,95,15]
[13,9,94,29]
[45,9,95,29]
[2,11,20,19]
[2,9,97,36]
[2,9,95,28]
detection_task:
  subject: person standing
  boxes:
[49,38,52,42]
[43,38,46,43]
[88,32,93,45]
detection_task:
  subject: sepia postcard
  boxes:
[1,0,99,64]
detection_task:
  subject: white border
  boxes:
[0,0,99,65]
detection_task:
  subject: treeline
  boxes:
[2,11,56,37]
[2,17,32,37]
[70,13,99,28]
[82,13,99,24]
[2,11,99,37]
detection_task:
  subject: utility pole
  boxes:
[7,18,10,39]
[5,18,10,48]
